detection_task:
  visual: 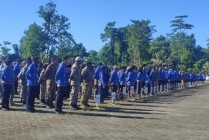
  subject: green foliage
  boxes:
[150,35,171,66]
[1,1,208,73]
[84,50,99,65]
[203,62,209,72]
[37,1,75,59]
[20,23,47,59]
[127,20,155,66]
[170,15,194,33]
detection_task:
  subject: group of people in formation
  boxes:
[0,56,206,114]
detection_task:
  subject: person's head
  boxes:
[86,61,92,69]
[62,56,69,65]
[98,62,102,67]
[121,67,126,73]
[16,59,22,64]
[26,58,32,65]
[38,62,43,69]
[51,56,58,65]
[5,59,13,67]
[75,56,83,65]
[43,64,48,70]
[32,57,39,66]
[66,64,72,71]
[142,64,147,69]
[113,65,118,71]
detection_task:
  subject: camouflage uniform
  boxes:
[69,63,81,106]
[44,64,57,107]
[38,68,46,103]
[81,66,93,106]
[17,65,28,104]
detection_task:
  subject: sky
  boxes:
[0,0,209,52]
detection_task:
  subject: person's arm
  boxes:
[25,65,32,80]
[17,67,25,80]
[44,65,51,79]
[1,68,8,81]
[55,65,63,81]
[70,66,77,80]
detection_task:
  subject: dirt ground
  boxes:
[0,85,209,140]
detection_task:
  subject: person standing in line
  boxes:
[25,57,40,113]
[38,63,48,105]
[14,59,22,95]
[1,59,14,110]
[127,66,135,98]
[18,58,32,105]
[117,67,126,100]
[109,66,119,93]
[55,56,70,114]
[69,56,82,110]
[93,63,103,99]
[44,57,58,108]
[98,65,109,103]
[80,61,94,109]
[65,64,72,100]
[150,66,156,94]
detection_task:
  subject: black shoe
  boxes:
[27,110,35,113]
[74,105,81,110]
[69,105,77,110]
[55,110,64,115]
[2,108,8,111]
[59,110,65,114]
[22,100,26,105]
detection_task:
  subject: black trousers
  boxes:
[100,85,108,103]
[111,85,118,92]
[1,83,12,109]
[14,79,18,94]
[55,86,67,112]
[26,86,39,111]
[158,80,164,92]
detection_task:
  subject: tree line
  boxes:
[0,1,209,72]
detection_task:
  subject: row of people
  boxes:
[0,57,206,114]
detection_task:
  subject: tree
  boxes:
[170,15,194,33]
[203,62,209,72]
[38,1,75,59]
[170,15,194,69]
[84,50,99,65]
[101,22,117,65]
[98,44,114,66]
[127,19,155,66]
[150,35,171,66]
[0,41,11,59]
[20,23,47,59]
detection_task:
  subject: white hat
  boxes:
[75,56,83,62]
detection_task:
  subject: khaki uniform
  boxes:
[69,63,81,106]
[81,66,93,106]
[17,65,28,103]
[44,64,57,106]
[38,69,46,102]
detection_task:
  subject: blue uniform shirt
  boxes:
[164,70,169,80]
[118,71,126,85]
[145,74,151,84]
[127,71,135,86]
[159,68,165,80]
[137,72,144,81]
[25,63,40,86]
[1,66,14,85]
[150,69,156,82]
[110,70,119,85]
[56,63,70,87]
[14,63,20,77]
[94,66,101,80]
[99,66,109,85]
